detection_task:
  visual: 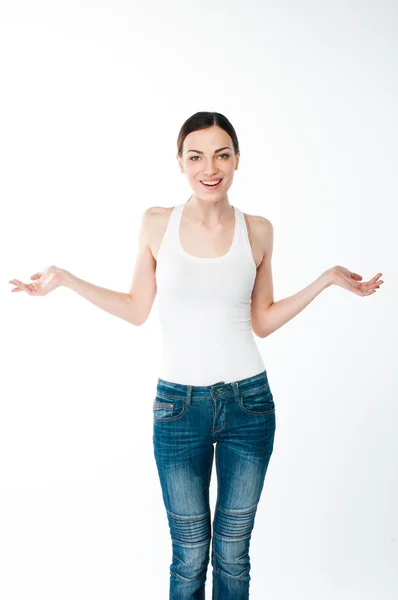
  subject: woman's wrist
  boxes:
[319,268,335,289]
[56,267,76,288]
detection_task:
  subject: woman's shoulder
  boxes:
[239,208,273,245]
[143,205,176,262]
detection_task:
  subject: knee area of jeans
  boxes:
[166,509,211,545]
[213,502,258,539]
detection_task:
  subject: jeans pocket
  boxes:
[153,395,187,422]
[239,383,275,416]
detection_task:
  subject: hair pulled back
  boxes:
[177,112,239,157]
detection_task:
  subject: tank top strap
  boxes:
[159,202,185,253]
[234,206,255,263]
[234,206,243,240]
[234,205,247,246]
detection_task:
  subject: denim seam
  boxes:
[239,401,275,416]
[171,538,211,548]
[156,392,186,401]
[212,548,249,562]
[166,507,210,520]
[153,404,187,422]
[215,501,258,515]
[171,566,207,583]
[213,531,251,543]
[240,382,270,396]
[212,565,250,580]
[153,401,174,409]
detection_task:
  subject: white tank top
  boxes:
[155,200,266,385]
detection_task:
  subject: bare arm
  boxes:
[59,208,157,325]
[251,218,383,339]
[256,271,332,338]
[9,208,158,327]
[58,269,137,325]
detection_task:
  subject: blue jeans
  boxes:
[152,368,276,599]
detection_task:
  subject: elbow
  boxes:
[252,321,272,339]
[257,330,270,339]
[127,291,156,327]
[131,315,147,327]
[129,308,147,327]
[251,322,267,339]
[251,303,274,338]
[129,303,150,327]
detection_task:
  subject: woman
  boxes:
[9,111,383,599]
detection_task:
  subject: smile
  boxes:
[200,178,223,189]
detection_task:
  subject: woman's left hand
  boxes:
[327,266,384,296]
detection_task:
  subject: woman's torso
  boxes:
[150,204,264,268]
[150,200,267,386]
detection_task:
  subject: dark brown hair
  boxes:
[176,112,239,157]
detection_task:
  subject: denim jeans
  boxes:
[152,368,276,599]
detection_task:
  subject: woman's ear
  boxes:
[176,153,184,173]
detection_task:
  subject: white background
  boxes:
[1,1,397,598]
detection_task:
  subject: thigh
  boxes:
[211,407,276,583]
[152,392,214,517]
[153,394,215,589]
[215,406,276,511]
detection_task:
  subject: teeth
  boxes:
[202,179,221,185]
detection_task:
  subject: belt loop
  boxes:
[232,381,239,401]
[186,385,192,406]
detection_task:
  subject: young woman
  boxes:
[9,111,383,599]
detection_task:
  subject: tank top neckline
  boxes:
[176,201,239,263]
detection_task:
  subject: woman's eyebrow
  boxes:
[186,146,231,154]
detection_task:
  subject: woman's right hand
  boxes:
[9,265,63,296]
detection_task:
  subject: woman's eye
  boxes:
[189,154,230,161]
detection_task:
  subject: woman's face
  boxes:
[177,125,240,200]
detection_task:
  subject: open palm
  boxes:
[330,266,384,296]
[9,265,61,296]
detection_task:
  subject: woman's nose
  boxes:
[202,164,219,176]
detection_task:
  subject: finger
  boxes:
[9,279,25,287]
[360,273,382,287]
[363,278,382,289]
[30,273,41,280]
[9,283,26,292]
[350,272,363,280]
[369,279,384,289]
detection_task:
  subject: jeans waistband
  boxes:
[157,369,269,405]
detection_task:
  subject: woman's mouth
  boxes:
[200,178,223,190]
